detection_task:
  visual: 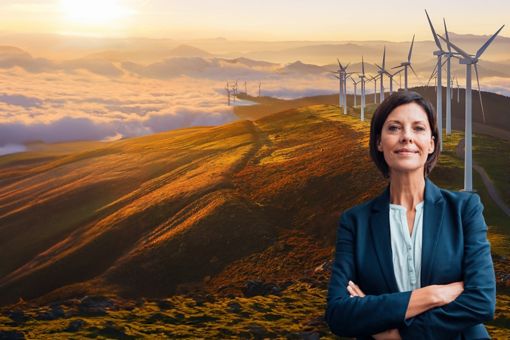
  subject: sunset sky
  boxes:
[0,0,507,41]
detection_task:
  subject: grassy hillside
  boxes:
[0,102,509,338]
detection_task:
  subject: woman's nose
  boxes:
[400,128,413,143]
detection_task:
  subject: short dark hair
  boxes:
[369,91,440,179]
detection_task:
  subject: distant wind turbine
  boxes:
[359,57,367,121]
[439,24,505,191]
[225,82,231,106]
[258,81,261,97]
[351,77,361,107]
[366,74,379,104]
[393,34,417,91]
[376,47,387,102]
[425,9,447,151]
[442,19,459,136]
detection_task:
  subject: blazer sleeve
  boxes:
[398,194,496,339]
[325,211,413,337]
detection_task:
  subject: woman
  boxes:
[325,91,496,340]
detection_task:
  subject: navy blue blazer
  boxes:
[325,177,496,339]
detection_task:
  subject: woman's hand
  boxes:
[347,281,402,340]
[430,281,464,306]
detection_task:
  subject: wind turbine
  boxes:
[443,19,459,136]
[342,63,353,115]
[379,67,403,95]
[351,77,361,107]
[225,82,231,106]
[258,81,261,97]
[376,47,387,102]
[393,34,417,91]
[232,80,238,104]
[331,60,344,111]
[425,9,447,151]
[244,81,247,95]
[438,24,505,191]
[367,74,379,104]
[359,57,367,121]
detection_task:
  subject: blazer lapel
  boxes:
[370,185,400,292]
[420,177,446,286]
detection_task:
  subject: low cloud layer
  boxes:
[0,50,508,156]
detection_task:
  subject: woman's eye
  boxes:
[415,126,425,131]
[388,126,399,131]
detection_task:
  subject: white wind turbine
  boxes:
[342,63,352,115]
[258,81,261,97]
[359,57,367,121]
[366,74,379,104]
[351,77,361,107]
[425,9,447,151]
[393,34,417,91]
[442,19,459,136]
[380,68,403,95]
[376,47,387,102]
[438,24,505,191]
[331,60,345,111]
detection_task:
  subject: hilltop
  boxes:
[0,102,509,338]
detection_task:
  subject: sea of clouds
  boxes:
[0,54,508,156]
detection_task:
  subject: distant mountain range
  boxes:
[1,44,509,81]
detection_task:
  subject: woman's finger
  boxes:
[349,281,366,297]
[347,285,358,296]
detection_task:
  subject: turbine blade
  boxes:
[427,63,438,86]
[362,56,365,75]
[474,64,486,124]
[337,58,341,68]
[476,25,505,59]
[443,18,452,53]
[425,9,443,50]
[345,62,350,70]
[382,46,386,69]
[392,65,404,69]
[409,65,418,78]
[438,35,471,59]
[408,34,415,62]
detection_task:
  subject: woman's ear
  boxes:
[377,138,383,152]
[429,135,435,154]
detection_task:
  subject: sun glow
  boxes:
[60,0,134,25]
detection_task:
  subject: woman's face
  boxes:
[377,102,435,177]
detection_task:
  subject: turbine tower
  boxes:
[258,81,261,97]
[439,25,505,191]
[393,34,417,91]
[425,9,447,151]
[359,57,367,121]
[456,77,460,103]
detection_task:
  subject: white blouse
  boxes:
[389,201,424,292]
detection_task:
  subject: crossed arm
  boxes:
[325,194,496,339]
